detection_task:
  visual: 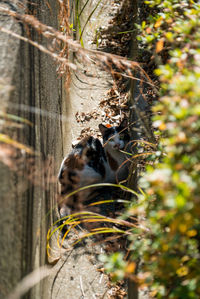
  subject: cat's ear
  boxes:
[120,118,128,129]
[99,124,107,135]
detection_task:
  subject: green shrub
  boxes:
[103,1,200,298]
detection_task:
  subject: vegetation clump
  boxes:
[103,1,200,298]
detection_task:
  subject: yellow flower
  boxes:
[176,266,189,277]
[187,230,197,237]
[126,262,136,273]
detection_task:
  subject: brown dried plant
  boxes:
[0,3,157,91]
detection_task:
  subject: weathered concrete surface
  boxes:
[0,2,27,297]
[0,0,114,298]
[46,236,110,299]
[0,0,65,298]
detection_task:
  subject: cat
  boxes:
[58,136,108,217]
[99,118,130,184]
[58,119,130,217]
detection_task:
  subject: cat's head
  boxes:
[99,119,130,150]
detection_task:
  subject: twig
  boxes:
[0,26,77,70]
[7,266,54,299]
[80,276,85,298]
[0,5,159,89]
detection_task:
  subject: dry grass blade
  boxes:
[0,26,77,71]
[47,209,146,255]
[72,228,128,246]
[7,266,54,299]
[0,5,158,89]
[57,182,139,207]
[8,103,69,122]
[88,199,130,206]
[0,112,33,126]
[0,133,34,154]
[79,0,102,41]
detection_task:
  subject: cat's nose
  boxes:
[114,144,120,149]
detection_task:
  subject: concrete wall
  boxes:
[0,0,66,297]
